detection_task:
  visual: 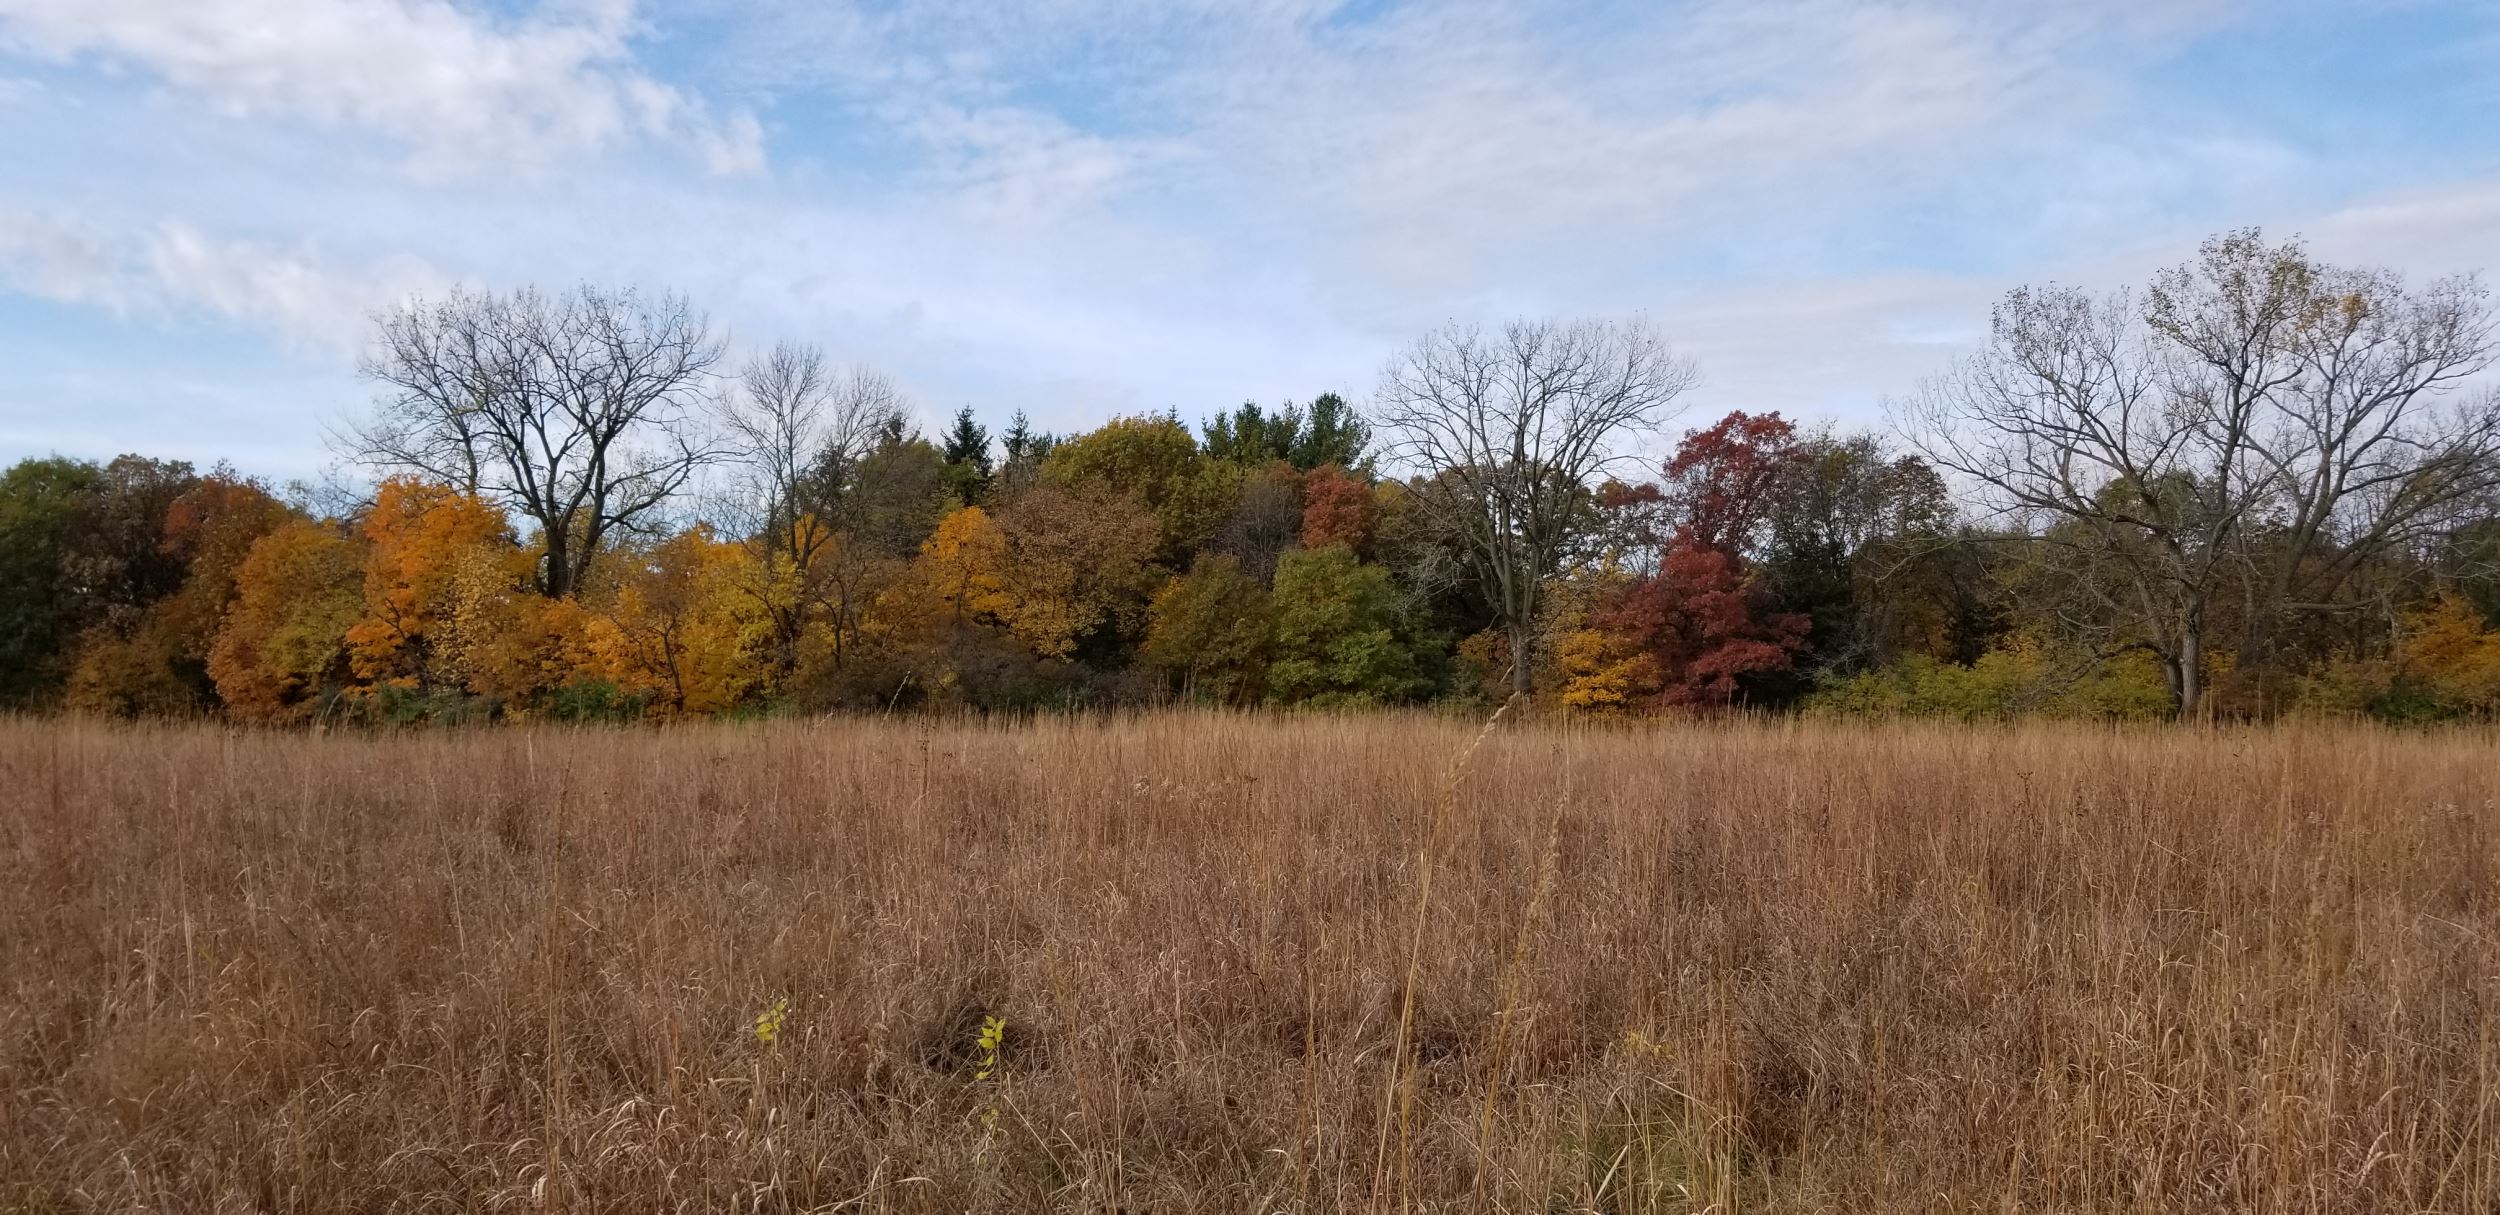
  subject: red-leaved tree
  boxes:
[1299,464,1376,555]
[1592,411,1811,707]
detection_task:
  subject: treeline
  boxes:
[7,229,2500,724]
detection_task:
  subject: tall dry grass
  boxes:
[2,712,2495,1212]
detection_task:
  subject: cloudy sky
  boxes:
[3,0,2498,479]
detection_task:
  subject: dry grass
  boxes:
[3,712,2496,1213]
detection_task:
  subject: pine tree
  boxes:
[999,410,1056,474]
[941,407,995,505]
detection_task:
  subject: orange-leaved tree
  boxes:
[66,469,303,717]
[1298,463,1377,556]
[345,477,522,693]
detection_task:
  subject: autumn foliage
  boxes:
[207,520,364,722]
[8,395,2500,723]
[1552,412,1813,710]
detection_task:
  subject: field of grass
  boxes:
[4,712,2497,1213]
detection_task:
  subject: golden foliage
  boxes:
[583,526,765,715]
[206,521,365,721]
[2394,592,2500,710]
[345,477,518,690]
[916,505,1014,629]
[1553,627,1661,714]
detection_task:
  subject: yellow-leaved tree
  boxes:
[1554,627,1661,714]
[1547,566,1659,714]
[583,526,766,715]
[207,520,366,722]
[2395,593,2500,713]
[914,505,1014,632]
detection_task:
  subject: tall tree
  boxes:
[0,457,103,706]
[1904,230,2500,717]
[989,484,1163,661]
[714,344,902,570]
[0,454,202,710]
[1300,464,1378,555]
[208,521,366,722]
[1755,434,1965,674]
[345,477,518,692]
[711,345,906,683]
[2152,234,2500,687]
[348,284,724,598]
[1373,317,1696,697]
[1574,413,1813,709]
[586,525,762,715]
[1142,555,1274,704]
[1202,401,1298,466]
[1200,393,1372,471]
[1292,392,1371,471]
[1205,463,1306,584]
[999,410,1056,475]
[1044,414,1236,560]
[63,455,200,633]
[941,406,996,505]
[1267,545,1438,706]
[69,468,300,716]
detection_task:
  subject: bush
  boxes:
[534,677,651,724]
[1266,546,1442,707]
[344,683,500,727]
[1806,644,2172,722]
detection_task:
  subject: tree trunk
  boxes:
[1507,621,1535,699]
[540,529,571,599]
[2175,626,2203,722]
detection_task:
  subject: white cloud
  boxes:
[3,0,2497,474]
[690,0,2246,304]
[0,0,762,173]
[2303,179,2500,275]
[0,208,439,351]
[896,101,1178,225]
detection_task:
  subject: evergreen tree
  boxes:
[941,407,995,505]
[1291,392,1371,472]
[1000,410,1057,468]
[1202,394,1371,471]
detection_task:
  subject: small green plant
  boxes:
[754,997,789,1048]
[972,1014,1005,1079]
[971,1014,1006,1134]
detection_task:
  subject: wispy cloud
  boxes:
[0,0,2495,478]
[0,208,439,352]
[0,0,763,173]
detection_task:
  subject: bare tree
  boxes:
[1902,230,2500,718]
[710,343,909,680]
[712,343,905,566]
[1374,317,1697,697]
[347,284,725,598]
[2153,239,2500,676]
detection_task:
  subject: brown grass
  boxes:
[2,712,2496,1213]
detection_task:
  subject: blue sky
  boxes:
[3,0,2499,481]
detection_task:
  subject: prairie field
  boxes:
[3,713,2498,1214]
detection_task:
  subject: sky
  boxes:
[3,0,2499,481]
